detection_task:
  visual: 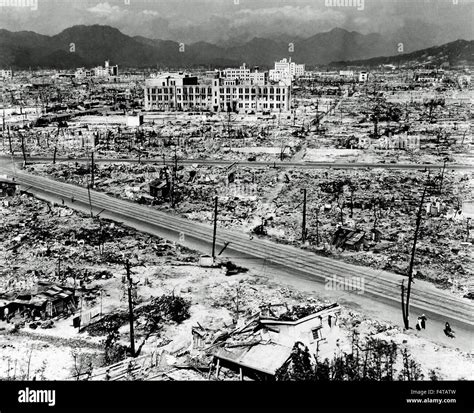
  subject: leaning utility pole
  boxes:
[125,261,136,357]
[212,196,218,260]
[87,180,93,218]
[402,185,427,330]
[302,188,307,243]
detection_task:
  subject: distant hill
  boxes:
[331,39,474,67]
[0,25,471,70]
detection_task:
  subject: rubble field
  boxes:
[28,162,474,297]
[0,194,472,381]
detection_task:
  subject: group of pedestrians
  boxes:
[415,314,455,339]
[415,314,427,330]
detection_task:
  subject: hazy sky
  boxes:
[0,0,472,45]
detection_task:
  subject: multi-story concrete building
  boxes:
[144,72,290,113]
[223,64,251,83]
[75,61,118,79]
[94,60,119,77]
[414,70,444,83]
[269,58,305,83]
[222,64,268,86]
[0,69,13,80]
[339,70,354,78]
[358,71,369,82]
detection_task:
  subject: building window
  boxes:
[311,327,323,341]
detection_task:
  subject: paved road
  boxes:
[1,160,472,352]
[4,155,474,170]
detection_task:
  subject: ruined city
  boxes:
[0,0,472,400]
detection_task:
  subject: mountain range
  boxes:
[332,39,473,68]
[0,25,472,70]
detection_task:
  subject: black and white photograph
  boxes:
[0,0,472,411]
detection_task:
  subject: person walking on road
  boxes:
[420,314,427,329]
[444,322,455,338]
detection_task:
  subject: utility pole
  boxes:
[2,105,5,151]
[302,188,307,243]
[315,205,320,246]
[19,132,27,166]
[125,261,136,357]
[174,146,178,183]
[90,151,95,188]
[87,180,93,218]
[7,125,13,154]
[439,158,447,195]
[170,146,178,208]
[467,218,471,242]
[212,196,218,260]
[402,184,427,330]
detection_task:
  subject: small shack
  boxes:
[0,282,77,321]
[332,227,366,251]
[149,179,170,199]
[0,178,17,198]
